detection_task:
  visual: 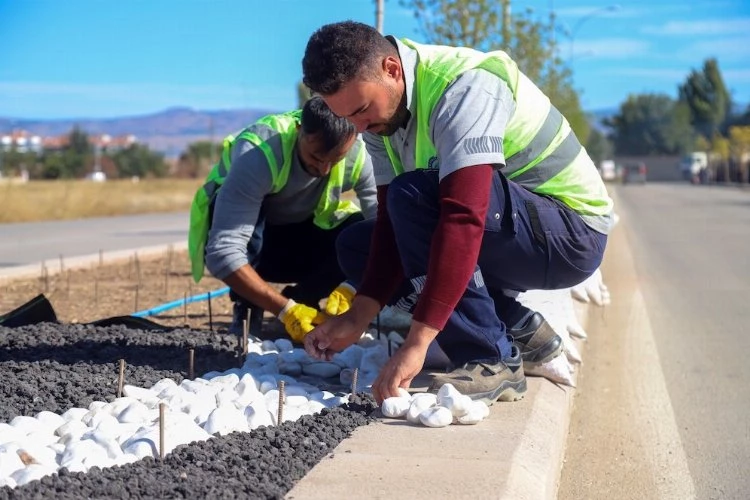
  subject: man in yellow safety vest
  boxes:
[300,21,613,405]
[188,96,377,342]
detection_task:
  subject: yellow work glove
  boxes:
[325,282,356,316]
[277,299,328,343]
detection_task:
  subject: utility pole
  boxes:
[375,0,384,33]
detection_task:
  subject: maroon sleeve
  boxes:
[357,185,405,306]
[412,165,493,330]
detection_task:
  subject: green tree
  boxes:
[0,148,38,176]
[585,127,613,166]
[39,128,92,179]
[608,94,693,155]
[710,134,731,182]
[729,126,750,183]
[110,144,167,178]
[399,0,589,143]
[177,140,222,178]
[679,58,731,138]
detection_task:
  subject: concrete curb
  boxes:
[286,303,590,500]
[0,241,188,283]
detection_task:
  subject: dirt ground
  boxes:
[0,248,287,332]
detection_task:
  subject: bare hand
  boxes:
[371,342,428,404]
[304,312,365,361]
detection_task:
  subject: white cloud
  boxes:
[570,38,649,59]
[554,5,637,19]
[681,37,750,62]
[643,18,750,36]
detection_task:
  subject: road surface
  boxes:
[559,183,750,499]
[0,212,188,269]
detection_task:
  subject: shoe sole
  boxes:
[467,377,528,406]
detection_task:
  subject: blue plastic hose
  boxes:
[131,287,230,318]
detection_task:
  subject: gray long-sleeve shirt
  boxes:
[205,123,378,280]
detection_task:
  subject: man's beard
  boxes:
[373,89,409,136]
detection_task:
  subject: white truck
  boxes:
[679,152,708,183]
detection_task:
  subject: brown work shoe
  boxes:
[509,312,563,367]
[427,344,527,406]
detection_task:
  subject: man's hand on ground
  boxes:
[278,300,328,343]
[371,341,428,404]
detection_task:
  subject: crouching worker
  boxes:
[188,96,377,342]
[301,22,613,404]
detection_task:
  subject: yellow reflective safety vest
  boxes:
[188,110,366,283]
[383,38,612,220]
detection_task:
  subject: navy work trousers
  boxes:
[220,212,364,308]
[336,169,607,366]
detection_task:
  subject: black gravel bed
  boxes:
[1,400,376,499]
[0,322,242,421]
[0,322,378,498]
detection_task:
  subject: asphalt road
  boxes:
[559,183,750,500]
[0,212,188,268]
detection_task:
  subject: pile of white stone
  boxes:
[381,384,490,427]
[0,273,608,489]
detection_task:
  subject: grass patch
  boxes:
[1,178,204,223]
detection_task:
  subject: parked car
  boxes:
[622,162,647,184]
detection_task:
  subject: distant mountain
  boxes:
[0,107,279,158]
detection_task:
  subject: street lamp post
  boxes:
[569,4,620,62]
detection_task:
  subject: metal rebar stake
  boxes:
[188,348,195,379]
[117,359,125,398]
[351,367,359,395]
[277,380,285,425]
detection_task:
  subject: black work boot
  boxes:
[509,312,563,367]
[427,344,527,406]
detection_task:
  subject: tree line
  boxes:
[0,127,167,180]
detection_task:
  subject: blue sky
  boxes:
[1,0,748,120]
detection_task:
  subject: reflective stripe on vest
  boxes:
[383,38,611,219]
[187,111,365,283]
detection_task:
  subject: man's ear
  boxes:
[383,55,402,82]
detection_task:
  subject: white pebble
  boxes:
[419,406,453,428]
[11,463,57,487]
[440,394,474,418]
[457,401,491,425]
[381,397,411,418]
[406,395,436,424]
[260,340,278,352]
[122,385,158,401]
[0,449,24,478]
[61,408,88,422]
[10,415,39,434]
[244,403,273,430]
[278,361,302,376]
[35,411,65,431]
[274,338,294,352]
[302,361,342,378]
[304,400,327,414]
[207,373,240,389]
[203,405,249,436]
[117,400,155,424]
[150,378,178,394]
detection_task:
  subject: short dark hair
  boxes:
[300,95,356,152]
[302,20,396,95]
